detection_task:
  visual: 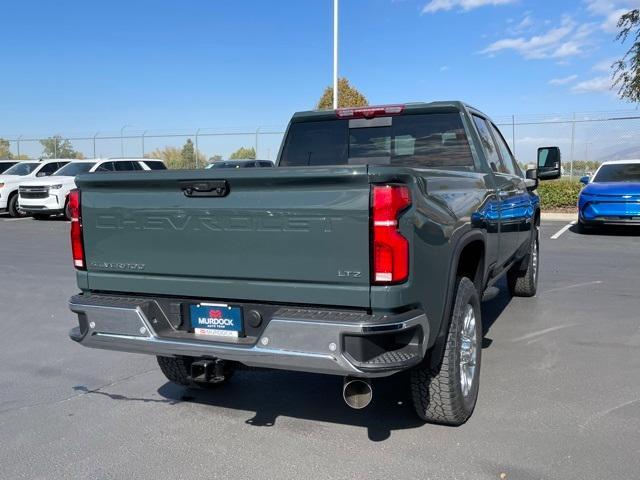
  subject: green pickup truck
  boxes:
[68,102,560,425]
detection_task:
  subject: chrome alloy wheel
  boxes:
[459,304,478,398]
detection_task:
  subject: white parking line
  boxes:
[543,280,603,294]
[550,221,576,239]
[3,217,31,222]
[510,323,579,342]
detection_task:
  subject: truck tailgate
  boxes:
[76,166,372,308]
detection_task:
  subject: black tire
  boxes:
[157,356,233,389]
[32,214,51,220]
[508,224,539,297]
[411,277,482,426]
[7,193,26,218]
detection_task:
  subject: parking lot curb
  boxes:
[541,212,577,221]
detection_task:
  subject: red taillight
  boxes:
[371,185,411,284]
[68,189,85,270]
[336,104,405,119]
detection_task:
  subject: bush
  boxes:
[537,179,582,210]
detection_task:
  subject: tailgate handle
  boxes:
[181,180,229,198]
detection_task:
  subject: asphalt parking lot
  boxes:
[1,215,639,480]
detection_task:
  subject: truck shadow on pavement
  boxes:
[480,280,512,348]
[157,370,423,441]
[154,287,513,442]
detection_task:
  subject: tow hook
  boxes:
[190,358,228,383]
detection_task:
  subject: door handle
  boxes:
[180,180,229,198]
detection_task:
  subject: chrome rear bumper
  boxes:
[69,295,428,378]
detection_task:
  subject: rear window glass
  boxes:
[144,160,167,170]
[593,163,640,182]
[279,113,474,169]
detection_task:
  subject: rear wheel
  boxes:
[157,356,233,389]
[7,194,26,218]
[508,224,539,297]
[410,277,482,426]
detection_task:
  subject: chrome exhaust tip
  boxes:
[342,377,372,409]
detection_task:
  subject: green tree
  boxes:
[0,138,13,159]
[614,9,640,102]
[229,146,256,160]
[145,146,183,169]
[181,138,196,168]
[40,135,83,159]
[146,138,206,169]
[316,77,369,109]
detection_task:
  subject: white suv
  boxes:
[18,158,166,219]
[0,159,72,217]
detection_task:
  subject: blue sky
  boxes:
[1,0,638,158]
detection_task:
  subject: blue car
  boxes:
[578,160,640,230]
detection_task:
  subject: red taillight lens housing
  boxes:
[371,185,411,284]
[68,189,85,270]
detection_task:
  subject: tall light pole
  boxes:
[333,0,339,110]
[120,124,132,157]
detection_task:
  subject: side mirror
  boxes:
[537,146,562,180]
[525,168,538,191]
[579,176,590,185]
[36,171,47,177]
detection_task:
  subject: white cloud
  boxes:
[480,17,593,59]
[422,0,516,14]
[593,57,617,72]
[507,12,534,35]
[439,65,450,72]
[585,0,637,32]
[570,76,615,93]
[515,14,533,30]
[549,74,579,85]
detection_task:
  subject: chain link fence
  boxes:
[3,110,640,174]
[494,110,640,179]
[2,126,287,168]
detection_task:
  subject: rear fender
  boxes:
[427,229,486,370]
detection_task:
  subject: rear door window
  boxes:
[95,162,115,172]
[37,162,61,176]
[472,115,503,173]
[114,161,141,171]
[280,113,474,169]
[489,123,520,176]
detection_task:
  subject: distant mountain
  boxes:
[597,144,640,162]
